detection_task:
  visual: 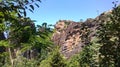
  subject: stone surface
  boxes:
[52,11,111,58]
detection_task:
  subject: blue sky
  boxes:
[27,0,119,25]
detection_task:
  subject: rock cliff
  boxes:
[52,10,112,58]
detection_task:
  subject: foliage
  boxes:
[1,0,120,67]
[0,0,55,66]
[28,23,54,62]
[66,55,80,67]
[97,1,120,67]
[78,44,96,67]
[40,47,66,67]
[0,0,41,19]
[2,56,39,67]
[66,37,101,67]
[0,22,54,67]
[0,52,9,67]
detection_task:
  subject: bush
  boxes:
[39,47,66,67]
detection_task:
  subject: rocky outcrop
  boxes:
[52,11,112,58]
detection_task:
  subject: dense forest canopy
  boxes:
[0,0,120,67]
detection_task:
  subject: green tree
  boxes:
[0,0,41,18]
[97,1,120,67]
[40,47,66,67]
[66,54,80,67]
[31,23,54,62]
[0,0,41,66]
[66,38,100,67]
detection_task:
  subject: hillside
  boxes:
[1,0,120,66]
[52,10,112,58]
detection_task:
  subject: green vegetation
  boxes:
[40,47,66,67]
[0,0,120,67]
[0,0,54,67]
[97,2,120,67]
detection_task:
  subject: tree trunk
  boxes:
[8,47,13,67]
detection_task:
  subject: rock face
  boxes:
[52,11,112,58]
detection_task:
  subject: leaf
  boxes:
[24,10,26,17]
[25,6,28,9]
[35,3,39,8]
[17,13,21,17]
[24,26,30,30]
[0,24,5,31]
[0,40,9,47]
[20,43,32,53]
[37,0,41,2]
[30,5,34,10]
[29,9,33,13]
